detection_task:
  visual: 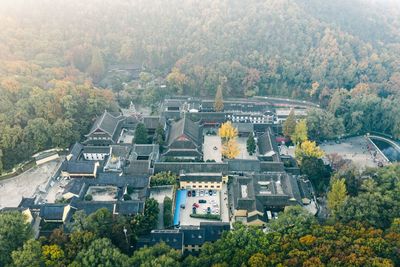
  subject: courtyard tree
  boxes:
[291,119,308,144]
[327,177,348,218]
[11,239,44,267]
[134,123,149,144]
[283,109,296,139]
[218,121,238,141]
[246,133,256,155]
[222,138,240,159]
[150,171,177,187]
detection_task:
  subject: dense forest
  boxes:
[1,0,400,172]
[1,165,399,266]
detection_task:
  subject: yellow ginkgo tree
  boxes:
[218,121,240,159]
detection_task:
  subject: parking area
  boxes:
[203,135,222,162]
[176,185,229,226]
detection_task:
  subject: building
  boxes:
[179,172,228,190]
[84,110,125,146]
[137,222,230,254]
[163,116,203,160]
[229,172,312,226]
[61,161,100,178]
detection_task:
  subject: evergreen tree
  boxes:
[283,109,296,139]
[87,48,105,83]
[214,84,224,112]
[246,133,256,155]
[134,123,149,144]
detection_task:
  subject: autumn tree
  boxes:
[11,239,44,267]
[291,119,308,144]
[222,138,240,159]
[295,140,324,163]
[283,109,296,139]
[218,121,238,141]
[246,133,256,155]
[327,178,348,218]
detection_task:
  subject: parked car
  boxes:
[187,191,191,197]
[213,190,217,196]
[208,190,213,196]
[212,203,218,208]
[199,199,206,204]
[193,203,200,208]
[192,207,196,214]
[207,207,211,214]
[180,204,185,209]
[192,190,196,197]
[199,190,204,196]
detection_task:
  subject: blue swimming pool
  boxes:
[173,189,187,227]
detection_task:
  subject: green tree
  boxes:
[291,119,308,144]
[248,253,268,267]
[150,171,177,187]
[70,238,130,267]
[134,123,149,144]
[214,83,224,112]
[327,178,348,218]
[87,48,105,83]
[306,108,344,141]
[163,196,173,228]
[0,211,32,266]
[246,133,256,155]
[11,239,44,267]
[133,198,159,235]
[131,242,181,267]
[267,206,317,237]
[283,109,296,139]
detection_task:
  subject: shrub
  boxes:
[190,213,221,220]
[84,194,93,201]
[123,194,132,201]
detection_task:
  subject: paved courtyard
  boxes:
[150,186,174,229]
[0,160,60,208]
[86,186,118,201]
[203,135,222,162]
[320,136,378,169]
[236,137,257,160]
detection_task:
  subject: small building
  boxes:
[39,204,74,223]
[62,179,87,200]
[103,145,131,172]
[61,161,100,178]
[33,150,60,165]
[275,108,307,124]
[179,172,227,190]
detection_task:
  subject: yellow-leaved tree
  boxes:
[327,177,348,218]
[292,119,308,144]
[218,121,240,159]
[295,140,324,163]
[222,138,240,159]
[218,121,238,141]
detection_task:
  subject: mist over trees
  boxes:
[0,0,400,173]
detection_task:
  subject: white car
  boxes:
[199,190,204,197]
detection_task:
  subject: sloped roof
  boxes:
[115,201,144,215]
[182,227,205,245]
[87,111,124,138]
[167,117,201,146]
[69,142,83,161]
[61,161,96,174]
[39,204,67,221]
[63,179,86,196]
[142,116,161,129]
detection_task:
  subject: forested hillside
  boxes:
[1,0,400,172]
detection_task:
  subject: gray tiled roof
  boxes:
[167,117,201,146]
[39,204,68,221]
[115,201,144,215]
[61,161,96,174]
[69,142,83,161]
[87,111,124,139]
[142,116,161,129]
[63,179,86,196]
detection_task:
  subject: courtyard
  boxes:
[86,185,118,201]
[236,137,257,160]
[203,135,222,162]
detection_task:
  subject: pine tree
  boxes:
[214,84,224,111]
[246,133,256,155]
[283,109,296,138]
[134,123,149,144]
